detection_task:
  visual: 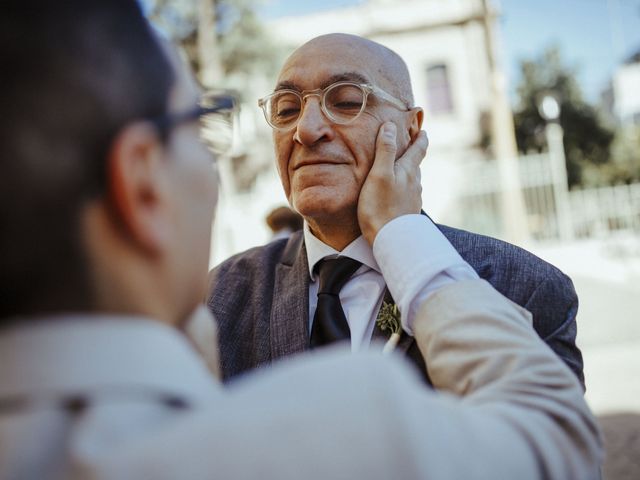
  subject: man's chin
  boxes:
[291,186,357,219]
[294,202,356,225]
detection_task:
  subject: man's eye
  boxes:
[331,101,363,111]
[274,96,300,118]
[275,107,300,118]
[326,85,365,111]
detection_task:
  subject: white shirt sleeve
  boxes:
[372,214,478,334]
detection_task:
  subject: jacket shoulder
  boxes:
[437,224,577,333]
[211,239,287,279]
[437,224,583,386]
[438,225,574,295]
[207,238,289,307]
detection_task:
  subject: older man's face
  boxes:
[273,37,410,225]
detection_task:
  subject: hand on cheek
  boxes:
[357,122,428,245]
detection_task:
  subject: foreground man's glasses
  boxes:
[152,92,237,157]
[258,81,408,131]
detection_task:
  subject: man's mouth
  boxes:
[293,159,345,170]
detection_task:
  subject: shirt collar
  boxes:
[0,314,222,406]
[303,222,381,281]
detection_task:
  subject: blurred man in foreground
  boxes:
[0,1,600,479]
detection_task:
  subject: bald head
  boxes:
[281,33,414,106]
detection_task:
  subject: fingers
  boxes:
[370,122,397,177]
[358,125,426,246]
[397,130,428,170]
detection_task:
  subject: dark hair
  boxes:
[0,0,176,319]
[266,206,304,233]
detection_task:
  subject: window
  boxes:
[426,64,454,115]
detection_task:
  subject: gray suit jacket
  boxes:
[208,224,584,387]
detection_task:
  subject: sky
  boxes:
[258,0,640,103]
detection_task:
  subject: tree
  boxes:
[513,47,615,188]
[147,0,283,192]
[148,0,281,88]
[601,126,640,184]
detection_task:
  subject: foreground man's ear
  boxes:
[105,122,172,257]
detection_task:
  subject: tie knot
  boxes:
[316,257,362,295]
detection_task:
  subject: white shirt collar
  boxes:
[303,222,381,281]
[0,314,222,405]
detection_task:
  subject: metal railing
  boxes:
[455,153,640,241]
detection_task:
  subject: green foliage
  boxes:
[148,0,280,79]
[589,126,640,185]
[216,2,280,76]
[513,47,615,188]
[148,0,199,40]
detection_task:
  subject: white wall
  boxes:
[614,62,640,125]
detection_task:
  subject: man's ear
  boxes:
[408,107,424,141]
[105,122,171,256]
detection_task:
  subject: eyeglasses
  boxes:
[258,81,409,131]
[151,92,237,157]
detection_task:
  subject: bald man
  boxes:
[208,33,583,387]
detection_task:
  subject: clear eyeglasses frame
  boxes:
[258,81,409,131]
[150,91,237,158]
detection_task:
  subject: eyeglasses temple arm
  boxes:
[369,85,410,111]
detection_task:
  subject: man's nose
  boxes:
[293,95,334,146]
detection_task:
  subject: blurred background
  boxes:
[143,0,639,476]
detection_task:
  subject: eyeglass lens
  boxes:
[199,95,235,157]
[267,83,366,129]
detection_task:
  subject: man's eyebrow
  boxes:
[274,80,298,91]
[274,72,371,92]
[321,72,369,88]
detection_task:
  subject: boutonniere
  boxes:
[376,301,402,354]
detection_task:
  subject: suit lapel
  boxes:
[270,232,310,360]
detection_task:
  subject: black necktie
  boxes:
[310,257,362,348]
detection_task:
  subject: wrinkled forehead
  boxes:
[276,37,386,92]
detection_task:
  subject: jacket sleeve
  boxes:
[411,279,602,479]
[524,274,584,388]
[89,281,601,480]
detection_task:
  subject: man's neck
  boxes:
[305,218,361,251]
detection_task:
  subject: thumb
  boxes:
[370,122,397,177]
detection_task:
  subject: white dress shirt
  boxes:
[304,214,478,348]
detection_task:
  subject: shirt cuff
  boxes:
[372,214,478,334]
